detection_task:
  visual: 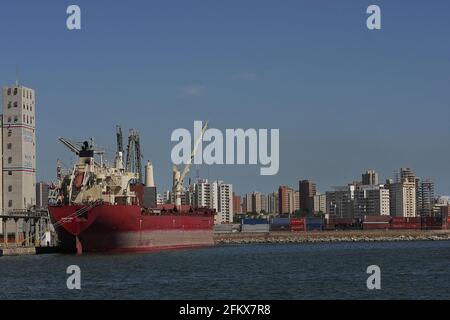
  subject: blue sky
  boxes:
[1,0,450,195]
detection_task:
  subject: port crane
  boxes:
[116,125,124,153]
[125,129,143,183]
[58,137,105,167]
[172,121,208,208]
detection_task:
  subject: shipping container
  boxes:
[405,223,421,230]
[290,218,306,232]
[270,225,291,231]
[241,224,270,233]
[326,217,355,230]
[214,224,234,233]
[242,219,269,225]
[363,223,390,230]
[421,217,443,230]
[271,217,291,225]
[306,223,323,231]
[364,215,391,223]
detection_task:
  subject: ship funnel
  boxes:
[145,161,155,187]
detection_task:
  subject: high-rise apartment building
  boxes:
[252,192,262,214]
[416,179,434,217]
[390,180,416,217]
[278,186,295,214]
[193,179,218,211]
[267,192,279,214]
[313,194,327,215]
[36,182,49,209]
[326,185,356,218]
[362,170,379,186]
[354,185,390,218]
[244,193,253,213]
[294,191,300,212]
[233,193,242,214]
[299,180,316,215]
[216,182,233,224]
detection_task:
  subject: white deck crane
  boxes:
[172,121,208,209]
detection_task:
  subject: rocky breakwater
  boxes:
[214,230,450,245]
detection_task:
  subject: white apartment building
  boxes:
[194,179,218,211]
[216,182,233,224]
[193,179,233,224]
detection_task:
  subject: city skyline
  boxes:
[1,1,450,195]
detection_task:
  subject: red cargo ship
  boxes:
[48,126,215,254]
[49,203,215,254]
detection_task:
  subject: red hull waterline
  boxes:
[48,204,215,254]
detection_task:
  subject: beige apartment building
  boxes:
[390,180,416,217]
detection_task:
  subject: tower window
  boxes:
[13,102,18,108]
[7,117,11,123]
[13,88,17,95]
[7,102,12,109]
[30,106,33,112]
[7,143,12,150]
[14,116,18,123]
[7,157,12,164]
[8,130,12,137]
[8,171,12,176]
[7,88,11,95]
[23,115,25,122]
[8,200,12,207]
[8,186,12,192]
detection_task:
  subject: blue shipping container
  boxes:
[242,219,269,225]
[271,217,291,225]
[306,223,323,231]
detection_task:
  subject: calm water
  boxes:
[1,241,449,299]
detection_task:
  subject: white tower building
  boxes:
[2,85,36,211]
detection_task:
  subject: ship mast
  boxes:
[172,121,208,209]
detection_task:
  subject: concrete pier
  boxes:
[0,246,36,257]
[0,209,57,257]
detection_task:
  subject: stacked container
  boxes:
[241,219,270,233]
[305,217,324,231]
[214,224,234,233]
[326,217,354,230]
[290,218,306,232]
[363,216,391,230]
[421,217,443,230]
[270,217,291,231]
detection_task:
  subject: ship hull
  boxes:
[49,204,215,254]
